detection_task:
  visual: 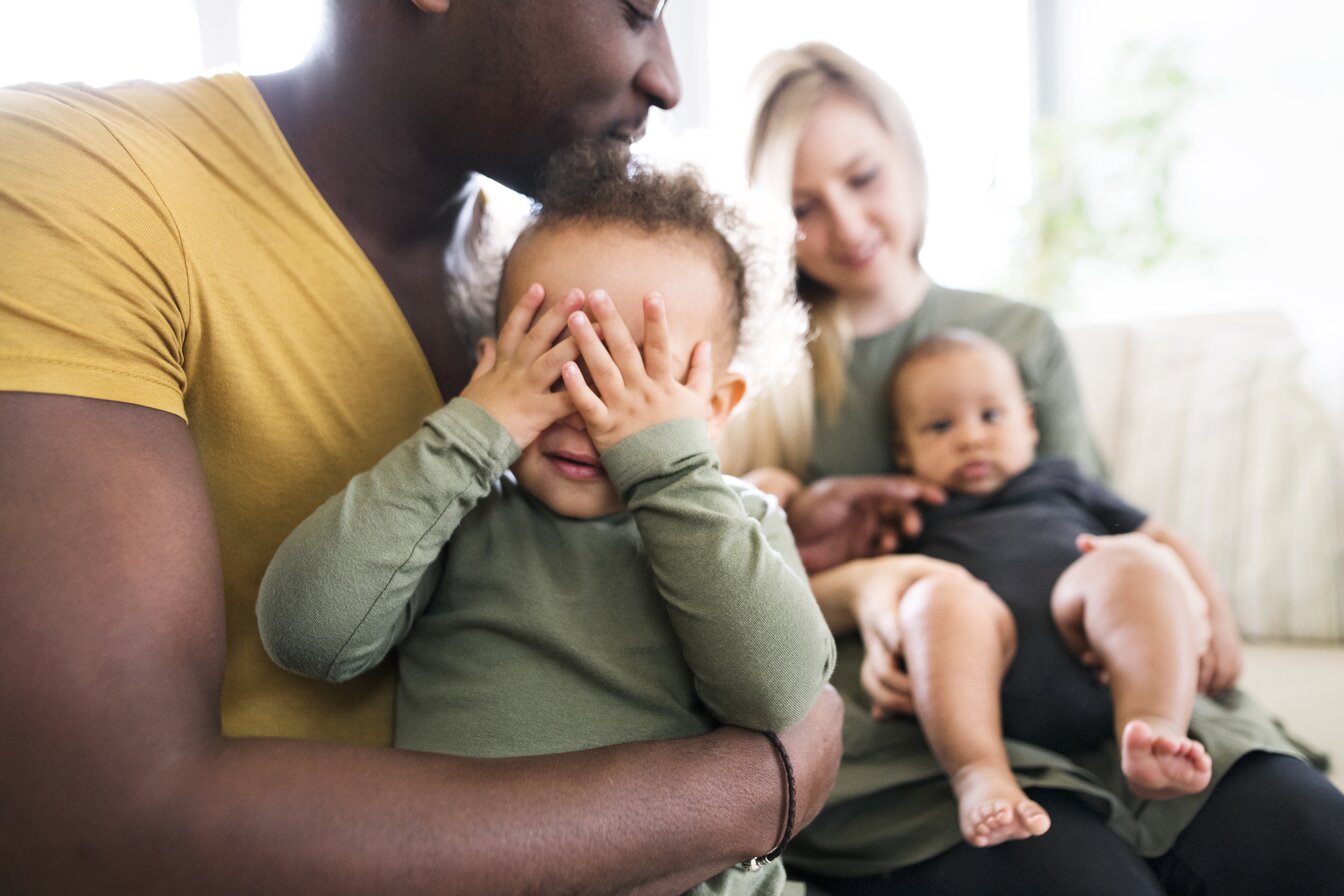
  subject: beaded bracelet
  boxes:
[739,730,796,872]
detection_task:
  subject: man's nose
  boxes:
[636,23,682,110]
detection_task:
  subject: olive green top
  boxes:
[258,398,836,895]
[788,285,1306,874]
[809,283,1104,481]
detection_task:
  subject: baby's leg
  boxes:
[901,570,1051,847]
[1051,539,1212,800]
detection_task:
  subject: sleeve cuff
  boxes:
[601,418,716,498]
[425,397,522,478]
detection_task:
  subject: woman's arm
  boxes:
[257,398,517,681]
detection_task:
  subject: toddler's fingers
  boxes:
[517,288,585,363]
[642,293,671,380]
[469,338,498,382]
[568,311,624,397]
[684,341,713,396]
[1076,532,1099,553]
[533,336,582,387]
[561,361,609,427]
[496,283,547,355]
[587,290,644,374]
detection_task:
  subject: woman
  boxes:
[723,42,1344,896]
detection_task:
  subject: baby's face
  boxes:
[500,222,736,519]
[893,345,1038,495]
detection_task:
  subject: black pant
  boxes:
[795,753,1344,896]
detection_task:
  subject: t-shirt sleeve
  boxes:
[0,88,189,419]
[1068,462,1148,533]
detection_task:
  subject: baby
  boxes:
[872,329,1241,848]
[257,147,835,894]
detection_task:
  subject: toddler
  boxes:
[257,147,835,895]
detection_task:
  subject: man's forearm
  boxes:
[6,725,790,895]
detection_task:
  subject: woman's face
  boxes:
[789,92,923,302]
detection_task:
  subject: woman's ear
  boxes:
[410,0,450,14]
[705,373,748,438]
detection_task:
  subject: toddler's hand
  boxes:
[461,283,584,448]
[561,290,713,454]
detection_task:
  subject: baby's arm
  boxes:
[258,284,582,681]
[1137,519,1243,693]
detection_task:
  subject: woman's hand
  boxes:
[461,283,584,448]
[1199,603,1244,694]
[562,290,713,454]
[787,475,946,574]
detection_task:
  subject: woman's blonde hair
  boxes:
[718,43,928,478]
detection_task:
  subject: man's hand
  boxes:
[461,283,583,447]
[788,476,946,573]
[562,290,712,453]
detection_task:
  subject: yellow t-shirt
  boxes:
[0,74,445,745]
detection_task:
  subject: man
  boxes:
[0,2,842,892]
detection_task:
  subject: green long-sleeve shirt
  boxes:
[259,398,835,895]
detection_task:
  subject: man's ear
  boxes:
[411,0,450,14]
[705,373,748,438]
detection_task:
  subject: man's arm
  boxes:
[0,393,842,895]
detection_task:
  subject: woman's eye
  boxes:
[849,168,879,190]
[792,202,815,221]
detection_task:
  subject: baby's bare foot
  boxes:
[951,764,1052,848]
[1121,718,1212,800]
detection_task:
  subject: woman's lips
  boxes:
[837,241,881,270]
[545,451,608,481]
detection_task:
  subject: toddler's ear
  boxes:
[705,372,748,438]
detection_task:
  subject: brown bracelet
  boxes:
[739,730,796,872]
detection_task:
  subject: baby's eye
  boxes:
[792,201,815,221]
[982,408,1003,424]
[927,419,952,434]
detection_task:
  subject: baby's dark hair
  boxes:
[516,142,748,343]
[889,329,1021,412]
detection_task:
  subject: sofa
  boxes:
[1062,308,1344,786]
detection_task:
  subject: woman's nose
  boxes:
[826,195,868,248]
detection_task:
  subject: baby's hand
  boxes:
[562,290,713,454]
[461,283,583,448]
